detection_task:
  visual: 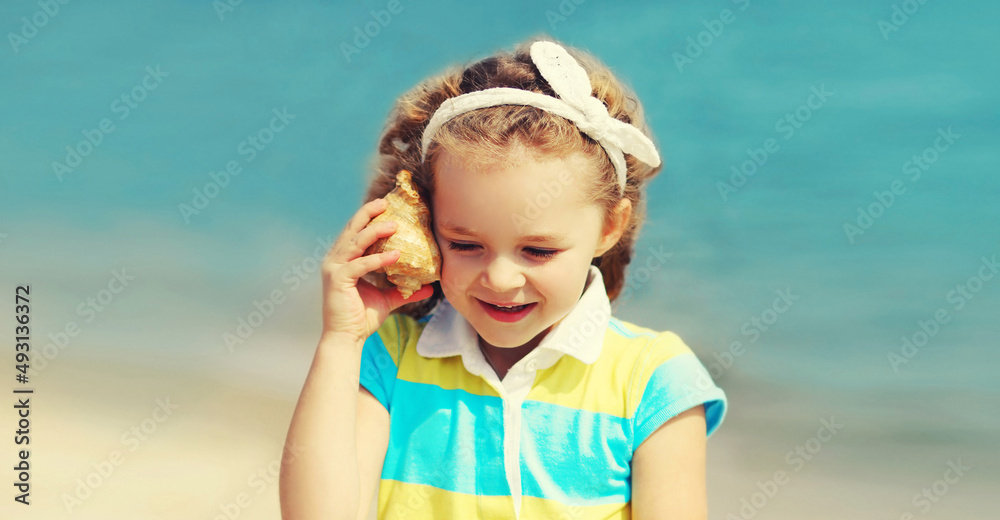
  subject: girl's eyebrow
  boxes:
[439,223,567,244]
[438,223,476,236]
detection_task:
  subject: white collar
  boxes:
[416,265,610,369]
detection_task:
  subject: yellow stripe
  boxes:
[527,325,692,418]
[375,315,401,366]
[521,494,631,519]
[377,480,630,519]
[390,314,502,397]
[625,329,693,417]
[611,318,658,338]
[397,352,502,397]
[527,343,634,417]
[386,315,693,417]
[377,480,512,519]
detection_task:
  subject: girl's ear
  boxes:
[594,198,632,257]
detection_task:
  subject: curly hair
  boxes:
[361,34,663,319]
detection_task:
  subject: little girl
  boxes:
[280,36,727,520]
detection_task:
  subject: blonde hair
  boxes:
[362,34,662,319]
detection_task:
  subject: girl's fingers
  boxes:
[344,198,389,237]
[350,220,397,256]
[339,249,401,282]
[384,283,433,311]
[326,199,390,263]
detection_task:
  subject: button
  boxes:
[525,360,537,371]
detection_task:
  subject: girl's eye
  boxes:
[525,248,557,260]
[448,242,557,260]
[447,241,479,252]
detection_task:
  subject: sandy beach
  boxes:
[3,349,992,520]
[5,353,295,520]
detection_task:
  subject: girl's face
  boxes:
[431,147,624,350]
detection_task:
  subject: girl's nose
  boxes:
[481,255,525,293]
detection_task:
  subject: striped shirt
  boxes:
[359,266,727,519]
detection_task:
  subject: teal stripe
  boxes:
[520,400,632,505]
[359,331,398,410]
[632,354,728,448]
[608,317,635,338]
[381,379,652,503]
[608,317,656,339]
[383,379,510,495]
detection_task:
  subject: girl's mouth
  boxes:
[478,299,537,323]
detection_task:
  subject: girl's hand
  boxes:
[320,198,433,344]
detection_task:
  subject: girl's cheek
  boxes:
[443,254,479,282]
[438,251,458,277]
[443,252,466,270]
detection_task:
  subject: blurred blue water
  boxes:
[2,0,997,399]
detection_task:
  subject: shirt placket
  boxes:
[479,353,542,519]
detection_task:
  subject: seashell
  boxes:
[362,170,441,298]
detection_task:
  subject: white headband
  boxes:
[419,40,661,193]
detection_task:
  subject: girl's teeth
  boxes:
[492,303,527,311]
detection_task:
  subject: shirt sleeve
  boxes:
[358,317,404,412]
[630,332,728,451]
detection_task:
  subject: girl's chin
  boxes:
[476,323,554,350]
[477,332,530,349]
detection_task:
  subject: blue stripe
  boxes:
[383,379,510,495]
[520,400,632,505]
[609,317,656,339]
[632,354,728,448]
[359,331,398,410]
[608,318,635,338]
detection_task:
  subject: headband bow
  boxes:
[420,40,661,193]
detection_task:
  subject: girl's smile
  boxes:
[477,299,538,322]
